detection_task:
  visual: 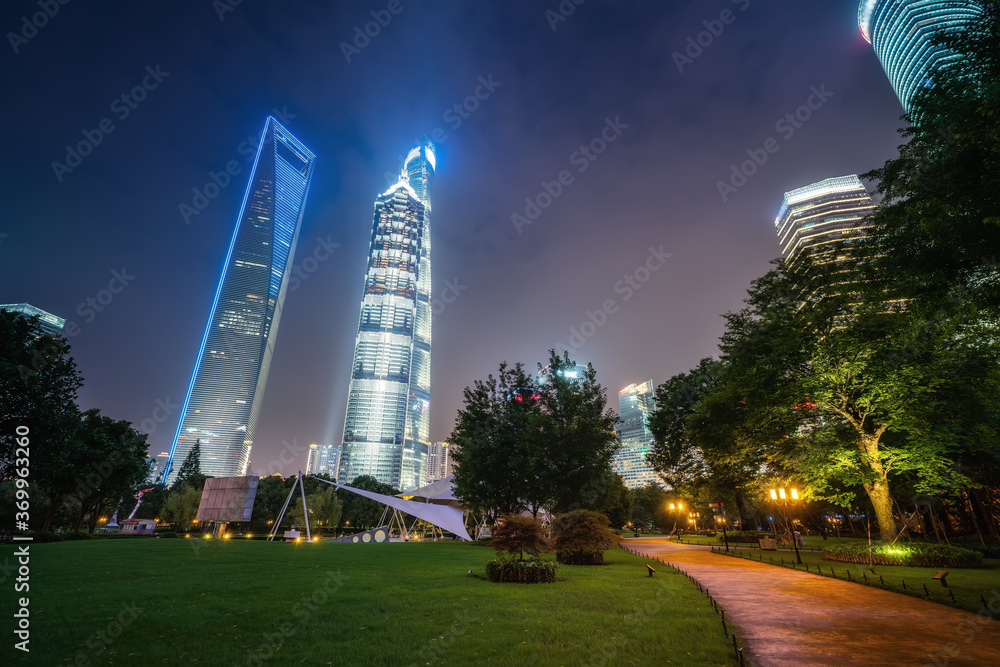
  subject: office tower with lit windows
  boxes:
[1,303,66,337]
[164,117,316,487]
[859,0,981,112]
[612,381,662,489]
[427,442,458,482]
[306,444,341,478]
[340,142,435,491]
[775,175,876,266]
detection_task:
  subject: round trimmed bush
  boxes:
[825,542,983,568]
[485,557,557,583]
[551,510,620,565]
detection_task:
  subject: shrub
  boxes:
[64,532,93,541]
[555,548,605,565]
[23,532,64,543]
[552,510,620,565]
[950,536,1000,560]
[485,557,557,583]
[159,532,178,539]
[825,542,983,568]
[716,531,777,544]
[490,515,552,561]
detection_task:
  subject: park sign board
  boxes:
[196,476,259,522]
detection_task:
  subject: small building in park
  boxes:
[120,519,157,535]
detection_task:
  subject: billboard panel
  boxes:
[196,476,259,522]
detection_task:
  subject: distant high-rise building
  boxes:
[775,175,876,266]
[612,381,662,489]
[1,303,65,337]
[427,442,458,482]
[859,0,981,112]
[339,142,435,492]
[306,444,341,479]
[537,362,589,386]
[164,117,316,487]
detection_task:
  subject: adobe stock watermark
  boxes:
[179,106,296,224]
[511,115,629,234]
[545,0,587,31]
[57,267,136,339]
[213,0,243,22]
[716,84,834,202]
[672,0,751,73]
[340,0,413,64]
[51,65,170,182]
[288,236,340,292]
[7,0,71,54]
[384,75,502,187]
[557,245,672,351]
[431,278,467,315]
[71,601,143,665]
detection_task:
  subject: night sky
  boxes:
[2,1,905,477]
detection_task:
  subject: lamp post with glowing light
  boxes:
[688,511,701,533]
[668,501,684,536]
[769,487,802,564]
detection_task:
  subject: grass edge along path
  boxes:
[708,545,1000,615]
[1,539,740,666]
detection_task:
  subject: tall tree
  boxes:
[526,350,620,514]
[450,362,538,521]
[172,443,203,490]
[161,484,202,531]
[0,312,83,531]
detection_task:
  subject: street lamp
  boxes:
[688,511,701,532]
[769,487,802,564]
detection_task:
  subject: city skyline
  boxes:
[612,380,661,490]
[1,2,923,475]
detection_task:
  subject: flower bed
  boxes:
[485,557,557,583]
[824,542,983,568]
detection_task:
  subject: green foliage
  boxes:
[715,531,776,544]
[172,443,203,490]
[554,549,606,565]
[450,361,538,520]
[25,531,64,543]
[824,541,983,568]
[63,531,93,541]
[490,514,552,561]
[159,532,178,538]
[161,484,202,530]
[586,470,632,528]
[628,484,671,532]
[484,557,557,584]
[526,351,621,513]
[552,510,621,554]
[337,475,397,529]
[287,482,342,534]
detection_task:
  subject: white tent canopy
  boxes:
[398,475,462,508]
[313,478,473,542]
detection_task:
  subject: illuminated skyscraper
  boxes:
[306,444,341,478]
[612,381,662,489]
[1,303,65,337]
[859,0,981,112]
[775,175,876,266]
[164,117,315,486]
[340,142,435,491]
[427,442,458,482]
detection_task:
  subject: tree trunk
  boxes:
[856,433,896,542]
[862,478,896,542]
[41,493,63,533]
[968,488,999,539]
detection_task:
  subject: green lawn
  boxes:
[709,545,1000,614]
[1,539,738,666]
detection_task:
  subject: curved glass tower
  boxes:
[164,117,315,486]
[859,0,981,112]
[340,142,435,491]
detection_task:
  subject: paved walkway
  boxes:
[625,538,1000,666]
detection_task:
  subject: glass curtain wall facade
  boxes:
[164,117,316,486]
[340,142,434,491]
[612,381,662,489]
[0,303,65,337]
[859,0,982,112]
[306,444,341,478]
[775,175,876,267]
